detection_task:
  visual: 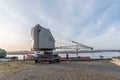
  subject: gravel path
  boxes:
[1,61,120,80]
[54,61,120,73]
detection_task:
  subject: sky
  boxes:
[0,0,120,51]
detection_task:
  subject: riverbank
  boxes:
[0,60,120,80]
[0,61,33,76]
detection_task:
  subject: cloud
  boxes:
[0,0,32,50]
[0,0,30,24]
[34,2,75,38]
[74,0,118,41]
[35,0,98,39]
[0,0,120,50]
[85,22,120,49]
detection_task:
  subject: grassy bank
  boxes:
[0,61,33,75]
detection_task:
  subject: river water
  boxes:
[7,52,120,60]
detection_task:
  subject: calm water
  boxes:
[7,52,120,60]
[59,52,120,59]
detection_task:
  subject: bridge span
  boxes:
[7,50,120,55]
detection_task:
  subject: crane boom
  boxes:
[72,41,93,50]
[56,41,93,50]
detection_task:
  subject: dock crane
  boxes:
[31,24,93,63]
[31,24,60,63]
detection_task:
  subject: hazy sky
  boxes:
[0,0,120,51]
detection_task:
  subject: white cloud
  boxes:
[34,4,75,38]
[0,0,29,24]
[0,0,120,50]
[86,22,120,49]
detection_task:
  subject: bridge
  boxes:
[7,50,120,55]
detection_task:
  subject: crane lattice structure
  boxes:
[52,30,93,51]
[55,41,93,50]
[55,40,93,57]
